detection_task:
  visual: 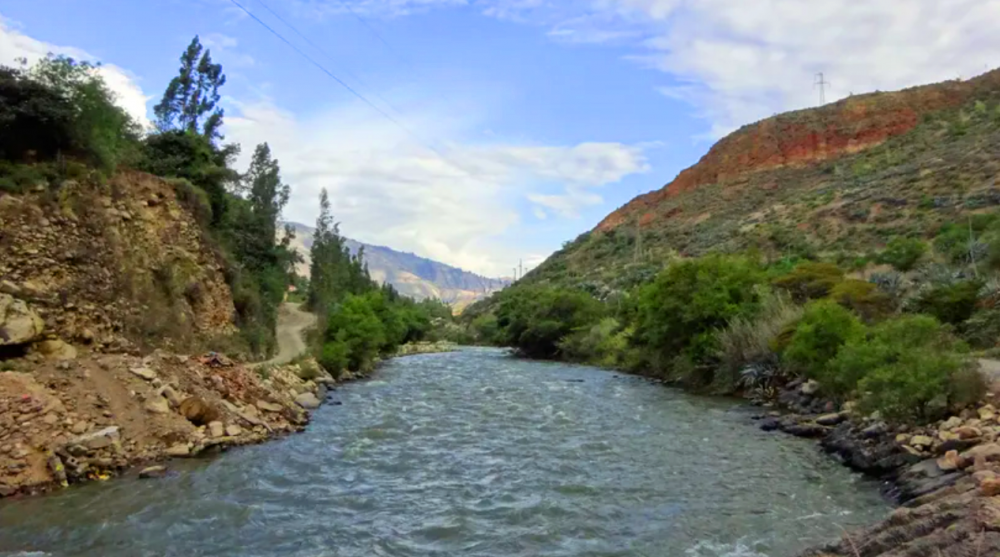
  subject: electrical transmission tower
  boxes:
[814,72,831,105]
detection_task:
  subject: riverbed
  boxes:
[0,348,889,557]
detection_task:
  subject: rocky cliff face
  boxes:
[526,68,1000,290]
[0,171,236,353]
[598,70,1000,233]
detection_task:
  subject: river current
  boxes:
[0,348,889,557]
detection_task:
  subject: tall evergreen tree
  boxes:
[153,36,226,141]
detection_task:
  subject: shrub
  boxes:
[713,288,803,394]
[297,360,322,381]
[494,285,606,359]
[960,308,1000,349]
[782,300,866,387]
[913,280,982,325]
[324,292,388,372]
[832,315,979,422]
[829,279,894,322]
[318,340,349,376]
[632,253,765,369]
[167,178,212,227]
[878,237,927,272]
[559,317,630,368]
[772,262,845,302]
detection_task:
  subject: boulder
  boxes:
[208,421,225,438]
[158,386,183,408]
[0,294,44,346]
[295,392,321,410]
[962,442,1000,462]
[955,426,982,440]
[224,424,242,437]
[910,435,934,449]
[144,398,170,414]
[255,400,283,413]
[980,405,997,421]
[34,339,77,360]
[816,412,846,426]
[179,397,220,426]
[936,450,968,472]
[981,477,1000,496]
[940,416,964,430]
[139,465,168,479]
[164,444,190,457]
[69,426,120,451]
[129,367,158,381]
[801,380,821,396]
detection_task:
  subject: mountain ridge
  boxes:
[283,222,506,310]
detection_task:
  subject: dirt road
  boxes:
[261,302,317,366]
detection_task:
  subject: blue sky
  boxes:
[3,0,999,276]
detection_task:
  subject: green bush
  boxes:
[960,308,1000,348]
[318,340,350,376]
[878,237,927,271]
[632,254,765,370]
[494,285,606,359]
[913,280,982,324]
[772,262,845,302]
[167,178,212,226]
[782,300,866,388]
[0,57,140,172]
[829,279,894,322]
[559,317,631,368]
[832,315,979,422]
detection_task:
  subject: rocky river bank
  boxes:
[756,378,1000,556]
[0,347,359,499]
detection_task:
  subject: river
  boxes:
[0,348,889,557]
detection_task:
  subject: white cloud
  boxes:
[223,96,647,275]
[0,17,151,126]
[468,0,1000,136]
[202,33,256,68]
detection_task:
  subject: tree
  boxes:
[307,188,375,313]
[236,143,290,270]
[153,36,226,141]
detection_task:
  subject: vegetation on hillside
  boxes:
[463,207,1000,423]
[0,37,452,365]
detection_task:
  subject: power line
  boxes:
[251,0,410,126]
[227,0,464,171]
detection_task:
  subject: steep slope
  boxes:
[283,222,506,309]
[528,69,1000,290]
[0,171,236,352]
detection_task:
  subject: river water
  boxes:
[0,348,889,557]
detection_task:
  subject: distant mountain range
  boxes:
[283,222,507,311]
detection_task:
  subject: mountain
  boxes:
[283,222,507,310]
[524,68,1000,291]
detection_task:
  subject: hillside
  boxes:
[283,222,506,310]
[525,68,1000,291]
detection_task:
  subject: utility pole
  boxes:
[513,267,518,283]
[519,259,523,280]
[814,72,830,105]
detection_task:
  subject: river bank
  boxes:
[747,378,1000,556]
[0,347,353,500]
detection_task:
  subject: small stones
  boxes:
[42,413,58,425]
[979,405,996,422]
[954,426,982,440]
[70,421,89,435]
[940,416,964,430]
[980,477,1000,497]
[936,450,968,472]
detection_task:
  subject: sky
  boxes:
[3,0,1000,277]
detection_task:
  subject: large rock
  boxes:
[69,426,120,451]
[165,444,190,457]
[34,339,77,360]
[800,380,821,395]
[295,392,321,410]
[224,424,242,437]
[255,400,284,413]
[208,421,225,438]
[179,397,220,426]
[129,367,158,381]
[816,412,846,426]
[0,294,44,346]
[144,398,170,414]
